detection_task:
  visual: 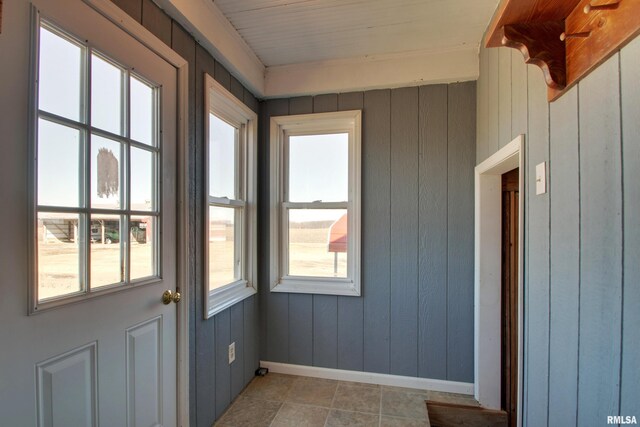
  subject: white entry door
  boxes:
[0,1,179,426]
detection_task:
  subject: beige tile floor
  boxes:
[214,373,479,427]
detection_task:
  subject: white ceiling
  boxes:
[213,0,499,67]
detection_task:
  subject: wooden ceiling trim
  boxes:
[486,0,640,101]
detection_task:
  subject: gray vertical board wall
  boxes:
[390,87,419,377]
[111,1,262,425]
[476,36,640,424]
[577,55,622,424]
[260,83,477,383]
[446,82,476,382]
[362,90,392,374]
[418,85,448,380]
[476,46,489,164]
[260,98,289,364]
[620,36,640,418]
[498,48,512,148]
[548,86,579,426]
[524,65,550,427]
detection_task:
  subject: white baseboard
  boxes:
[260,361,474,395]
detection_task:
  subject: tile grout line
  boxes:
[324,382,340,427]
[268,400,285,427]
[378,385,383,427]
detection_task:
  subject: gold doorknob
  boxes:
[162,290,181,305]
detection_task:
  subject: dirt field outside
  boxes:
[38,241,154,300]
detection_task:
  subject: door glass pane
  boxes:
[130,76,155,146]
[131,147,154,211]
[209,114,237,199]
[38,119,81,207]
[130,215,156,280]
[288,133,348,202]
[208,206,237,289]
[91,54,123,135]
[90,215,123,288]
[38,26,83,121]
[288,209,347,277]
[91,135,122,209]
[38,212,83,301]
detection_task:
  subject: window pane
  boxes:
[90,215,123,288]
[38,212,83,301]
[288,209,347,277]
[209,114,237,199]
[38,119,81,207]
[91,54,123,135]
[130,215,156,280]
[209,206,238,289]
[130,76,155,146]
[91,135,122,209]
[288,134,348,202]
[131,147,154,211]
[38,26,83,121]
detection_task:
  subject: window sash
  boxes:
[207,204,245,288]
[34,21,162,307]
[281,204,349,280]
[208,114,246,202]
[207,113,247,289]
[281,131,351,280]
[204,75,257,319]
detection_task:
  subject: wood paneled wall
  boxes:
[110,1,260,426]
[476,35,640,425]
[259,82,477,383]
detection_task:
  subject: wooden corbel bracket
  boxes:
[486,0,640,101]
[500,22,566,90]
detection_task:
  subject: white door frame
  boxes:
[474,135,524,427]
[83,1,190,425]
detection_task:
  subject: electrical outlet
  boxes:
[228,342,236,364]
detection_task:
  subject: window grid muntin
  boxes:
[35,21,161,306]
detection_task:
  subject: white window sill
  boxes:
[271,277,360,297]
[207,280,256,318]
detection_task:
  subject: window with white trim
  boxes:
[32,21,161,311]
[205,75,257,318]
[270,111,361,296]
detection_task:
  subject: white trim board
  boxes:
[135,0,481,98]
[260,361,474,395]
[154,0,265,97]
[264,47,479,98]
[474,135,525,427]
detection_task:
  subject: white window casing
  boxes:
[205,75,258,318]
[270,110,362,296]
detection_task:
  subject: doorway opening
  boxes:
[501,168,519,427]
[474,135,524,427]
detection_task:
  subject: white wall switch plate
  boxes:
[229,342,235,364]
[536,162,546,195]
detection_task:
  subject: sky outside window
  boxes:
[288,133,348,222]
